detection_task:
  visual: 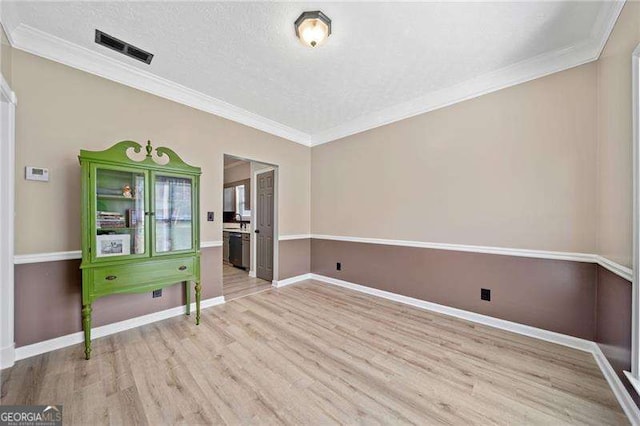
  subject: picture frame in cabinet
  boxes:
[96,233,131,257]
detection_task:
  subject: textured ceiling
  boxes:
[3,1,613,141]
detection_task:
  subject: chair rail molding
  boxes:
[13,241,223,264]
[311,234,632,282]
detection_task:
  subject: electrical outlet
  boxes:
[152,289,162,298]
[336,262,341,271]
[207,211,215,222]
[481,288,491,301]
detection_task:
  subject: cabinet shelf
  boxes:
[97,194,137,200]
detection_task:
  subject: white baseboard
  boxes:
[273,273,312,288]
[593,352,640,424]
[309,274,594,352]
[0,342,15,370]
[249,270,256,278]
[307,273,640,423]
[12,296,225,363]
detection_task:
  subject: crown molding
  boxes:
[8,24,312,146]
[4,1,624,147]
[224,160,246,170]
[309,1,625,146]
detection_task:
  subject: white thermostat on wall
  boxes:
[25,166,49,182]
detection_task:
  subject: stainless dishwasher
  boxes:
[229,232,243,268]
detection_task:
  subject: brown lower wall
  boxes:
[311,239,597,340]
[279,239,311,280]
[595,265,640,406]
[14,247,221,347]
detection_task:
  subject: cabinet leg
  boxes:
[185,281,191,316]
[195,281,201,325]
[82,304,92,360]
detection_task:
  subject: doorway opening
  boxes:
[222,154,278,301]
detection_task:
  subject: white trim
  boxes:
[12,236,633,282]
[200,240,223,249]
[307,273,640,424]
[272,273,311,288]
[632,41,640,381]
[0,343,15,370]
[0,75,17,106]
[594,362,640,425]
[591,350,640,424]
[279,234,311,241]
[312,234,595,262]
[13,250,81,264]
[2,2,623,146]
[309,2,624,146]
[9,24,311,146]
[626,371,640,397]
[313,234,633,282]
[596,255,633,282]
[13,241,223,264]
[12,296,225,363]
[309,274,595,351]
[0,74,16,370]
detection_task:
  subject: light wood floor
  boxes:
[222,263,271,301]
[0,280,628,425]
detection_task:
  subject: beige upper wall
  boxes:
[312,63,598,253]
[596,2,640,269]
[9,6,636,258]
[12,49,310,255]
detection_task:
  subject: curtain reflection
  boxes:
[155,176,192,252]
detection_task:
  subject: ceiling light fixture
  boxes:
[295,11,331,48]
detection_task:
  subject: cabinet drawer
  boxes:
[92,258,195,293]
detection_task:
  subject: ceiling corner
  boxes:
[590,0,626,61]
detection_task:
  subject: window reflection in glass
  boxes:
[155,176,192,252]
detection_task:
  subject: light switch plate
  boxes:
[25,166,49,182]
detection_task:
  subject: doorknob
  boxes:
[255,229,260,233]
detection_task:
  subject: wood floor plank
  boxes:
[0,279,629,425]
[222,264,271,301]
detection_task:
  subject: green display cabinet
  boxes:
[79,141,202,360]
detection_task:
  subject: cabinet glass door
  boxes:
[94,167,147,259]
[153,174,194,253]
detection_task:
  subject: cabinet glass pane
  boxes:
[95,168,146,257]
[155,175,193,252]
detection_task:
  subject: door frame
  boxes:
[0,74,16,369]
[251,166,278,284]
[221,154,279,284]
[628,42,640,392]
